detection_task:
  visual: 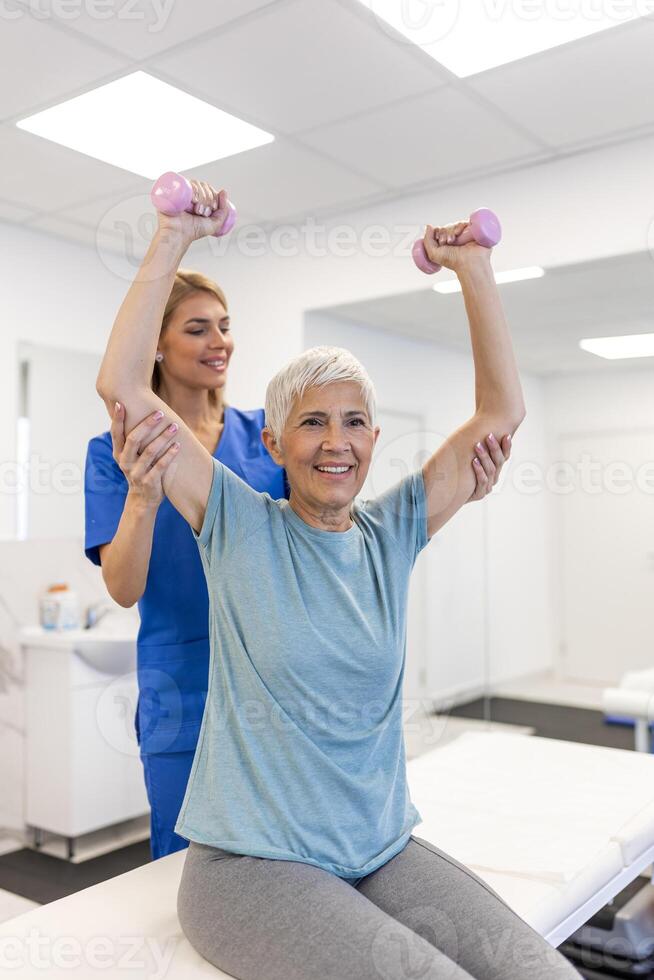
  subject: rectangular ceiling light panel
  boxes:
[16,71,274,179]
[357,1,650,76]
[580,334,654,359]
[433,265,545,293]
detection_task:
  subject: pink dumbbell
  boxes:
[150,172,237,237]
[412,208,501,274]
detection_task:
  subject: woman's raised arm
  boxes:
[96,182,231,533]
[419,221,527,540]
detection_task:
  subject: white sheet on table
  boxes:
[407,732,654,883]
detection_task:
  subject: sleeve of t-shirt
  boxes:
[358,468,429,566]
[192,456,271,570]
[84,434,128,567]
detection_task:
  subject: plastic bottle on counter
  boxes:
[39,584,80,631]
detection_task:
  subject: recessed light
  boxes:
[433,266,545,293]
[580,334,654,360]
[16,71,275,179]
[357,1,650,76]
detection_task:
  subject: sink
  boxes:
[22,625,147,845]
[71,635,136,675]
[20,626,138,675]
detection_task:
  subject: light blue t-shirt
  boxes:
[175,458,430,879]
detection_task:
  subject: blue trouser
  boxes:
[140,750,195,860]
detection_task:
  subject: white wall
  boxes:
[543,364,654,682]
[19,343,109,540]
[0,227,129,540]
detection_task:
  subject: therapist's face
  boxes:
[263,382,380,519]
[157,291,234,395]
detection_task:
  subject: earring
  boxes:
[155,352,164,363]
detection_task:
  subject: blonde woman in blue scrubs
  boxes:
[86,179,510,864]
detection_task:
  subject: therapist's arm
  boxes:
[98,495,158,607]
[96,184,231,534]
[99,402,189,607]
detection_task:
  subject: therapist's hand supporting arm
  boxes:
[99,402,181,607]
[95,183,231,533]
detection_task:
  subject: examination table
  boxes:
[3,731,654,977]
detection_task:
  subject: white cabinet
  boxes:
[21,627,149,858]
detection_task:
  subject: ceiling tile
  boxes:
[184,139,384,222]
[63,189,169,257]
[153,0,448,133]
[59,0,280,60]
[0,198,39,223]
[0,127,144,212]
[0,11,127,122]
[469,20,654,149]
[300,87,542,188]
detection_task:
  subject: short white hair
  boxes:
[264,346,376,447]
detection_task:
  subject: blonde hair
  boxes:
[152,269,228,408]
[264,346,376,447]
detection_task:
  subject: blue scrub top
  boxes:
[84,405,289,755]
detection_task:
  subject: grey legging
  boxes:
[177,835,581,979]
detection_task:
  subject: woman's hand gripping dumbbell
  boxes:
[412,208,501,274]
[150,172,237,244]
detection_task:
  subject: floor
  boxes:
[493,670,610,710]
[0,670,641,928]
[0,813,152,921]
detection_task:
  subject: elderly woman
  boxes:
[97,183,579,979]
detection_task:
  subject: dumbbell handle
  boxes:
[412,208,501,275]
[150,172,237,238]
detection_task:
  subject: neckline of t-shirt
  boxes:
[281,499,360,541]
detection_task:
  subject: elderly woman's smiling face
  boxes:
[263,381,380,531]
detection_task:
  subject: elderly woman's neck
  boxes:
[288,494,353,533]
